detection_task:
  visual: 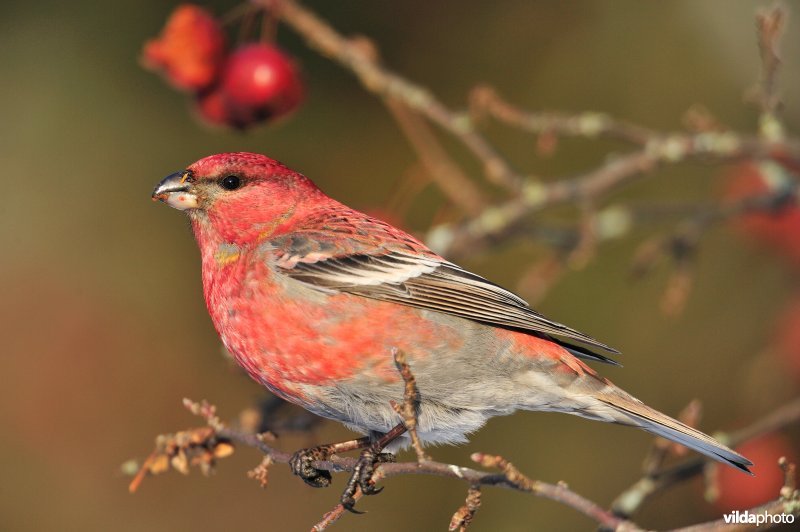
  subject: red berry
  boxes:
[713,434,795,513]
[774,298,800,383]
[194,87,256,130]
[194,87,230,127]
[220,44,304,120]
[142,4,226,92]
[721,161,800,265]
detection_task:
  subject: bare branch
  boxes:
[208,401,641,528]
[129,393,800,530]
[471,85,656,146]
[672,499,799,531]
[266,0,523,191]
[471,452,636,530]
[754,5,787,122]
[611,396,800,519]
[247,455,273,488]
[385,98,487,215]
[449,485,482,531]
[127,425,235,493]
[254,0,800,268]
[426,134,800,258]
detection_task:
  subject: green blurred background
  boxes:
[1,1,799,530]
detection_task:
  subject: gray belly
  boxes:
[294,311,539,447]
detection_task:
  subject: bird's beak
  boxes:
[152,170,198,210]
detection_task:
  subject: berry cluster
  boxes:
[142,4,304,129]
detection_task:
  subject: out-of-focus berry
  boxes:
[713,434,795,513]
[194,86,255,130]
[722,161,800,265]
[195,87,233,127]
[142,4,226,92]
[220,44,304,121]
[775,298,800,384]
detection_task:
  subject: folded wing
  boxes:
[270,219,620,364]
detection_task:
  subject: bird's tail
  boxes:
[594,390,752,474]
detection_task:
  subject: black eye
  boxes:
[219,175,241,190]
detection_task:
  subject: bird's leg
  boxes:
[289,436,372,488]
[340,422,407,513]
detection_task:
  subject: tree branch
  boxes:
[470,85,656,146]
[257,1,799,263]
[611,396,800,520]
[426,134,800,258]
[129,371,800,530]
[265,0,523,191]
[384,98,488,215]
[121,392,800,531]
[753,4,787,136]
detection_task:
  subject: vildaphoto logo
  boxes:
[723,510,794,526]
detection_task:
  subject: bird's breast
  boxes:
[199,249,465,401]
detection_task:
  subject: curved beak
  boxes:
[152,171,198,210]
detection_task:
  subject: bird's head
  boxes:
[153,152,324,244]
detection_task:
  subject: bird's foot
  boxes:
[340,447,396,513]
[289,446,333,488]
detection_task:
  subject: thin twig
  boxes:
[391,349,429,462]
[471,85,656,145]
[566,200,599,269]
[449,485,482,531]
[311,487,363,531]
[611,396,800,519]
[672,495,799,531]
[385,98,487,215]
[471,452,636,530]
[131,390,800,530]
[426,135,800,258]
[212,421,639,528]
[247,455,273,488]
[779,456,797,497]
[261,0,800,265]
[643,400,703,475]
[515,253,567,305]
[183,397,225,432]
[754,5,787,122]
[267,0,523,191]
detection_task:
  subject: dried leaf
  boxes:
[150,453,170,474]
[214,442,235,458]
[171,451,189,475]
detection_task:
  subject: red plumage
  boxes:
[153,152,751,472]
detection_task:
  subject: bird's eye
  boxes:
[219,175,242,191]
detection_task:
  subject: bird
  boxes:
[152,152,751,509]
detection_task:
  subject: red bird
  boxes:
[153,152,751,509]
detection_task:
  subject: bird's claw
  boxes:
[289,446,333,488]
[341,495,365,514]
[340,448,395,512]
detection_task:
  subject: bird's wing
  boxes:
[268,213,620,363]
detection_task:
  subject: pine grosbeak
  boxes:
[153,152,751,508]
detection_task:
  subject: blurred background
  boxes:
[1,0,799,530]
